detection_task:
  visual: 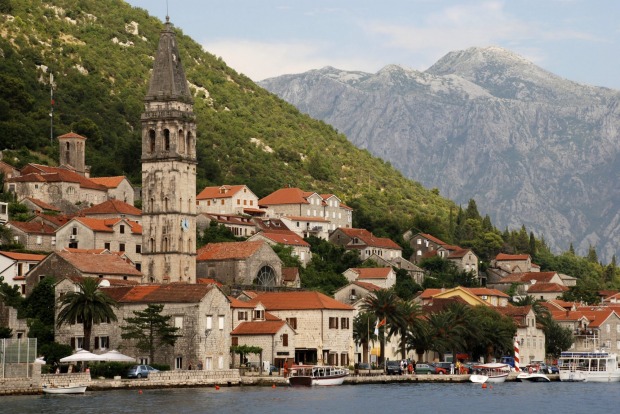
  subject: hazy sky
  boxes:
[125,0,620,89]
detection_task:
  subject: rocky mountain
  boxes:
[259,47,620,262]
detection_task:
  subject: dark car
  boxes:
[126,364,159,378]
[430,362,448,374]
[386,360,403,375]
[413,363,433,375]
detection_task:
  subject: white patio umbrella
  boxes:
[98,350,136,362]
[60,349,105,363]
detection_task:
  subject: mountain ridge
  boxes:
[259,46,620,262]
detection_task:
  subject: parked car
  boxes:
[126,365,159,378]
[430,362,450,374]
[413,363,433,375]
[386,360,403,375]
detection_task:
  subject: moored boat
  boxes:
[469,363,510,384]
[516,372,550,382]
[42,384,87,394]
[558,351,620,382]
[288,364,349,386]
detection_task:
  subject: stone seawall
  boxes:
[87,369,242,390]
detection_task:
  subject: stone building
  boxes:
[329,227,402,261]
[196,185,260,215]
[246,291,355,366]
[140,17,196,284]
[196,213,256,238]
[58,131,88,176]
[498,305,546,365]
[342,267,396,290]
[89,176,135,205]
[6,220,57,251]
[25,250,142,296]
[196,241,282,287]
[0,251,47,296]
[80,199,142,223]
[247,230,312,267]
[54,217,142,267]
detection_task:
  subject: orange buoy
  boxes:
[215,385,220,390]
[482,383,487,389]
[138,389,143,394]
[272,383,276,388]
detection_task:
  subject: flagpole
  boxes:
[49,73,54,142]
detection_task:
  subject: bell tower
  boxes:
[141,17,196,283]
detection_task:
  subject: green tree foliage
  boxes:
[56,278,118,351]
[197,220,245,248]
[352,311,377,364]
[393,268,422,301]
[361,289,402,365]
[271,244,302,269]
[121,304,180,364]
[0,275,23,310]
[419,256,478,288]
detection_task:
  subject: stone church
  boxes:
[141,17,197,284]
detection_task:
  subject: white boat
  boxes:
[469,363,510,383]
[288,364,349,386]
[42,384,87,394]
[558,351,620,382]
[516,372,550,382]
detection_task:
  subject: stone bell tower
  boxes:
[141,17,196,283]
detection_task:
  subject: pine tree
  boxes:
[121,304,180,364]
[529,232,536,255]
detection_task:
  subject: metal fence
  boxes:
[1,338,38,378]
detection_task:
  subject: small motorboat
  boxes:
[42,384,87,394]
[516,371,550,382]
[288,365,349,386]
[469,363,510,384]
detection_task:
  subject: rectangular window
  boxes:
[206,315,213,330]
[218,356,224,369]
[175,316,183,329]
[341,353,349,366]
[205,357,213,370]
[237,199,240,205]
[218,315,225,330]
[36,235,42,245]
[282,334,288,347]
[70,337,84,350]
[607,324,611,333]
[286,318,297,330]
[136,244,142,254]
[243,200,247,205]
[340,317,350,329]
[221,200,225,205]
[94,336,109,350]
[238,311,248,321]
[119,243,126,252]
[254,310,264,320]
[104,242,111,250]
[232,337,239,346]
[329,317,338,329]
[120,225,125,234]
[175,357,183,370]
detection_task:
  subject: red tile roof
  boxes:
[32,213,74,227]
[500,272,558,284]
[197,278,223,287]
[248,291,354,311]
[197,185,246,200]
[283,215,330,223]
[24,197,61,212]
[448,249,473,259]
[8,220,56,235]
[282,267,300,282]
[258,231,310,247]
[231,320,286,335]
[0,251,47,261]
[103,284,217,303]
[418,233,447,246]
[228,296,256,309]
[336,228,401,250]
[58,251,142,276]
[13,164,107,191]
[495,253,530,261]
[351,281,382,292]
[89,176,127,189]
[63,248,108,254]
[349,267,392,279]
[527,282,569,293]
[58,132,87,140]
[258,187,313,205]
[196,241,265,261]
[81,199,141,216]
[468,287,510,298]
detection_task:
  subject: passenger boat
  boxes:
[469,363,510,384]
[288,364,349,386]
[42,384,87,394]
[516,372,550,382]
[558,351,620,382]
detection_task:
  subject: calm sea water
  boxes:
[3,382,619,414]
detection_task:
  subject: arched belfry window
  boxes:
[186,131,192,155]
[164,197,169,210]
[178,129,185,154]
[149,130,156,153]
[164,129,170,151]
[149,238,155,252]
[255,265,276,287]
[65,142,71,164]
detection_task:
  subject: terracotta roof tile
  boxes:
[500,272,558,283]
[0,251,47,261]
[248,291,354,311]
[24,197,61,212]
[197,278,223,287]
[58,132,87,140]
[349,267,392,279]
[527,282,569,293]
[89,176,127,189]
[228,296,255,308]
[231,320,285,335]
[196,241,265,261]
[197,185,246,200]
[258,187,313,205]
[58,251,142,276]
[81,199,141,216]
[448,249,473,259]
[103,284,216,303]
[283,215,330,223]
[419,233,447,246]
[337,228,401,250]
[258,231,310,247]
[351,281,382,292]
[282,267,299,282]
[14,164,107,191]
[8,220,56,235]
[495,253,530,261]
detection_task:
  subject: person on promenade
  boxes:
[407,362,413,375]
[283,361,289,378]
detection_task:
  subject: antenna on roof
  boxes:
[166,0,169,22]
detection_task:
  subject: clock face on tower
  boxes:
[181,218,190,232]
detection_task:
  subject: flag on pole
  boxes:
[378,317,386,327]
[374,318,379,336]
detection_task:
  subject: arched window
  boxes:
[255,266,276,287]
[65,142,71,164]
[149,130,156,153]
[186,131,191,155]
[164,197,169,210]
[164,129,170,151]
[149,198,154,212]
[149,238,155,252]
[178,129,184,153]
[163,237,169,251]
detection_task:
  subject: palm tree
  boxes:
[56,278,118,351]
[391,301,422,359]
[427,310,467,361]
[361,289,401,366]
[352,311,377,364]
[407,318,434,362]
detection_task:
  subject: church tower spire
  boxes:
[141,18,196,284]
